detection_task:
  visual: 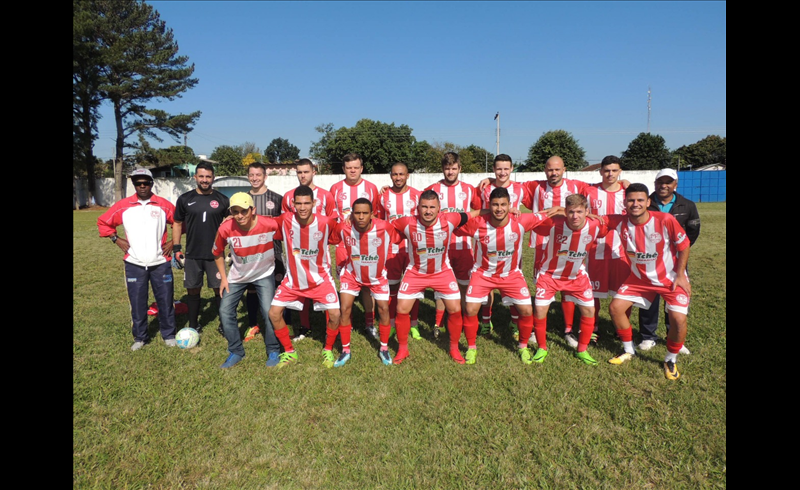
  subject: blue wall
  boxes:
[676,170,726,203]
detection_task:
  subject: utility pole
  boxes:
[494,112,500,156]
[647,86,651,134]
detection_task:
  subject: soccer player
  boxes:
[454,187,555,365]
[333,198,404,366]
[476,154,529,339]
[577,155,630,346]
[424,152,481,338]
[97,169,178,351]
[390,190,484,365]
[603,183,692,380]
[375,162,422,340]
[528,193,609,365]
[281,158,337,341]
[268,185,342,368]
[330,153,380,337]
[212,193,282,369]
[172,161,230,335]
[241,162,287,343]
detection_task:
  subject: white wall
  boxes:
[76,170,663,208]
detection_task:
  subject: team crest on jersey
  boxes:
[210,200,220,208]
[326,293,336,303]
[435,231,448,240]
[360,192,370,199]
[258,234,269,243]
[677,294,689,305]
[647,232,663,243]
[521,287,529,297]
[458,192,467,200]
[150,209,160,219]
[582,235,593,244]
[266,201,275,210]
[406,200,416,209]
[449,282,458,291]
[313,231,323,241]
[583,289,592,298]
[314,198,321,207]
[340,192,348,201]
[372,238,383,247]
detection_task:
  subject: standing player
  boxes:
[577,155,630,347]
[97,169,178,350]
[281,158,337,341]
[391,190,484,365]
[329,153,380,336]
[528,194,609,365]
[333,198,404,366]
[603,184,692,380]
[375,162,422,340]
[268,185,342,368]
[424,152,481,338]
[454,187,555,365]
[172,162,230,335]
[212,193,282,369]
[476,154,529,339]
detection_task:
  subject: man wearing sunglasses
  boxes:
[97,168,178,351]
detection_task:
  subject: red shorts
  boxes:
[272,276,340,311]
[398,269,460,301]
[449,248,474,284]
[386,250,409,284]
[338,269,390,301]
[587,256,631,298]
[613,274,690,314]
[534,271,594,307]
[465,270,532,306]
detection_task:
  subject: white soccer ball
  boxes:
[175,327,200,349]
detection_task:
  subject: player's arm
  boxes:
[685,203,701,246]
[673,245,691,296]
[476,177,496,191]
[214,254,229,294]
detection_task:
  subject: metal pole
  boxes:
[496,112,500,156]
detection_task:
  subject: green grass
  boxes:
[74,203,726,489]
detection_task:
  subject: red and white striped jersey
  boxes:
[375,186,421,254]
[275,214,338,290]
[212,215,279,283]
[332,218,403,285]
[282,186,337,217]
[522,178,589,249]
[583,184,627,260]
[604,211,690,288]
[424,180,481,251]
[533,216,607,281]
[330,179,380,222]
[479,181,527,210]
[392,213,465,274]
[454,212,549,278]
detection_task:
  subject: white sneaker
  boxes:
[638,340,657,351]
[131,341,146,351]
[164,339,177,347]
[367,326,378,339]
[679,345,691,355]
[564,333,578,349]
[528,335,538,346]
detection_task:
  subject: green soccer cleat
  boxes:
[465,348,477,365]
[277,351,298,368]
[479,321,494,336]
[575,350,599,366]
[410,326,422,340]
[322,350,335,369]
[532,348,549,363]
[518,347,533,365]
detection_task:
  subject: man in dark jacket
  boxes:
[637,168,701,353]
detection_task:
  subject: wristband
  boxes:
[173,244,181,252]
[111,235,118,244]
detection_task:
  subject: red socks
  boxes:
[534,316,548,350]
[577,317,594,352]
[666,339,684,355]
[339,324,352,352]
[518,315,534,346]
[275,327,294,353]
[463,314,479,346]
[562,300,575,332]
[435,308,445,327]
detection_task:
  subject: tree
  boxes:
[460,145,495,173]
[91,0,201,200]
[672,135,726,169]
[211,144,249,176]
[522,130,586,171]
[265,137,300,163]
[620,132,672,171]
[309,119,417,174]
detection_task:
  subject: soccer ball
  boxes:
[175,327,200,349]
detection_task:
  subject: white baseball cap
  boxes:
[655,168,678,181]
[129,168,154,180]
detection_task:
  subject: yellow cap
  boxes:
[229,192,254,210]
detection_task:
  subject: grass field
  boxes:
[73,202,726,489]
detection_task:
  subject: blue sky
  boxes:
[93,1,726,165]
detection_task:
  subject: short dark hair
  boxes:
[196,161,215,174]
[343,153,362,165]
[247,162,266,173]
[493,154,513,166]
[352,197,373,211]
[600,155,621,168]
[489,187,510,201]
[626,183,650,196]
[390,161,409,173]
[294,184,314,200]
[296,158,315,170]
[419,189,440,202]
